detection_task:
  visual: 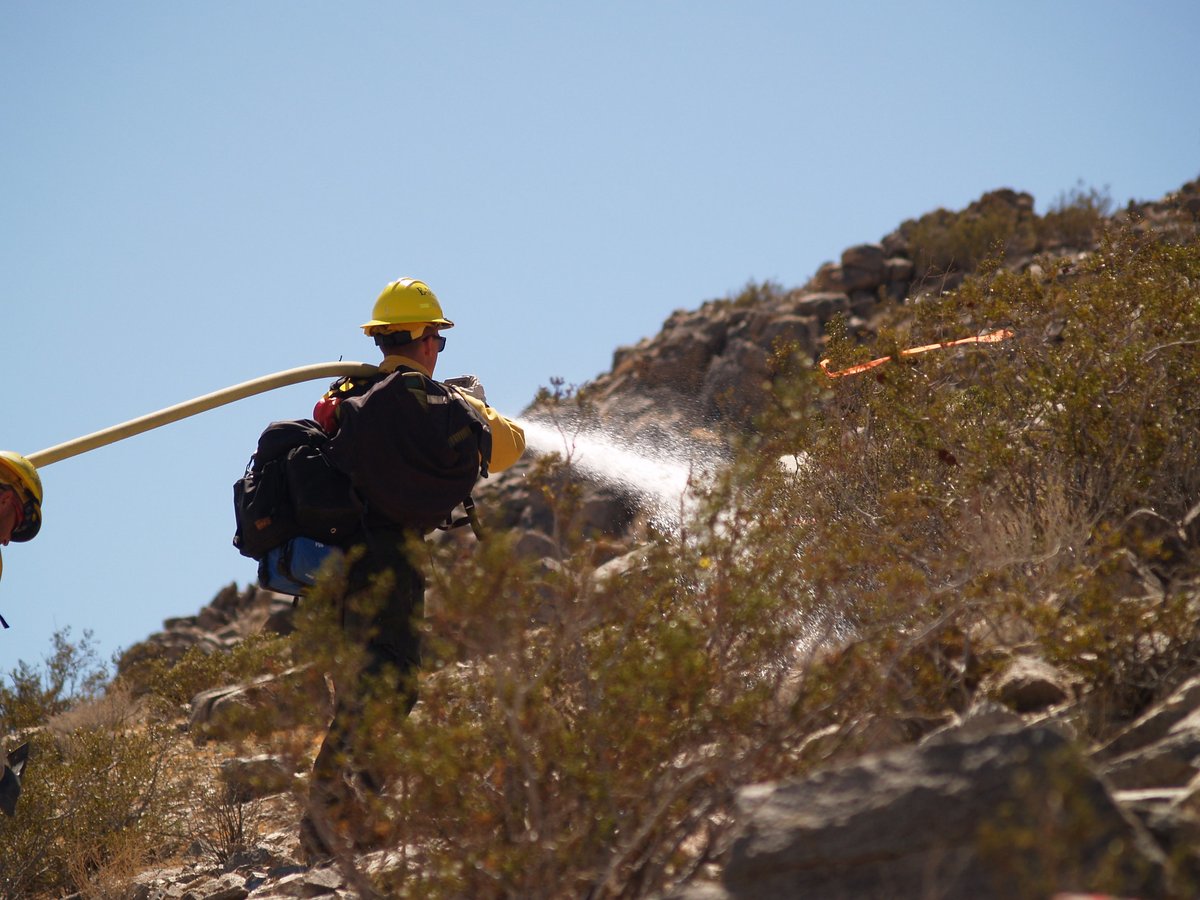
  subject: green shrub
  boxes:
[900,189,1039,284]
[1038,182,1112,250]
[899,184,1114,287]
[0,627,108,731]
[121,631,293,712]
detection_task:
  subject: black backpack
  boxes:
[326,368,493,533]
[232,368,493,564]
[232,418,363,561]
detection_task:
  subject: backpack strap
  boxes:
[436,494,485,540]
[314,371,390,433]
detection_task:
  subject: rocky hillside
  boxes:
[77,176,1200,899]
[102,175,1200,677]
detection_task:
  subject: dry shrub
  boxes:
[48,680,145,736]
[268,428,853,898]
[1,618,316,898]
[184,776,265,866]
[774,223,1200,735]
[0,712,187,898]
[1038,182,1113,250]
[64,826,152,900]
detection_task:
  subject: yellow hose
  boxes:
[26,361,380,468]
[5,362,383,598]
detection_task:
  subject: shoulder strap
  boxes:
[315,371,389,433]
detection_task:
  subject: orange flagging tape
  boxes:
[819,328,1015,378]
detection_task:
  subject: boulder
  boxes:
[700,339,771,421]
[753,314,819,357]
[636,325,724,393]
[792,291,850,323]
[220,754,294,802]
[1093,675,1200,762]
[725,724,1167,899]
[1100,707,1200,790]
[840,243,887,292]
[806,261,845,293]
[189,666,326,745]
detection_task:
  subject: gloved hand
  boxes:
[444,374,487,403]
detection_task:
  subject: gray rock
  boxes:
[700,339,771,421]
[1093,675,1200,762]
[267,865,345,897]
[181,872,248,900]
[806,261,845,293]
[848,289,878,318]
[792,291,850,323]
[639,327,723,393]
[593,546,651,584]
[725,724,1167,899]
[840,243,887,291]
[754,314,818,356]
[220,754,293,801]
[880,230,909,258]
[263,602,297,636]
[920,699,1023,744]
[513,528,561,561]
[578,488,636,536]
[1101,709,1200,789]
[189,666,321,744]
[660,882,732,900]
[883,256,914,283]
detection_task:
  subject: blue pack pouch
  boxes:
[259,537,344,595]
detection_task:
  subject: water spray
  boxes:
[518,417,724,532]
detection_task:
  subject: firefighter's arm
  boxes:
[454,389,526,473]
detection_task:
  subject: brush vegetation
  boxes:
[2,205,1199,897]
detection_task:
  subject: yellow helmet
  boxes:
[361,278,455,335]
[0,451,42,542]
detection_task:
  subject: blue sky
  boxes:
[3,1,1198,670]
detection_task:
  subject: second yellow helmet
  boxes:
[0,451,43,542]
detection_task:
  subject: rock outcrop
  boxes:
[725,723,1167,899]
[117,584,297,684]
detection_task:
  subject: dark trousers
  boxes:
[309,527,423,815]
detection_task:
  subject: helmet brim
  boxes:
[360,317,455,333]
[0,453,42,505]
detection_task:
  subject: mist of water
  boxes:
[515,418,723,531]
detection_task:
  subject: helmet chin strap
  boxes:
[0,547,7,627]
[374,329,422,348]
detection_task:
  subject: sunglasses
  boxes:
[426,334,447,353]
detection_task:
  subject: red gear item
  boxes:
[313,395,341,433]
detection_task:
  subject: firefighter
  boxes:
[300,277,525,861]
